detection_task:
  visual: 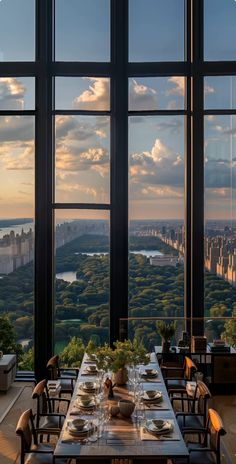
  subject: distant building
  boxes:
[150,254,178,267]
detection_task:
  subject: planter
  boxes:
[162,340,171,353]
[112,367,128,385]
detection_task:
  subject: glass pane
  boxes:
[129,116,185,320]
[129,77,185,111]
[129,0,185,62]
[55,77,110,111]
[119,318,185,352]
[55,0,110,62]
[0,116,35,371]
[204,77,236,110]
[55,115,110,203]
[54,210,110,359]
[204,0,236,61]
[0,78,35,110]
[0,0,35,61]
[204,115,236,343]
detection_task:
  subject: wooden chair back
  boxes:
[207,408,226,464]
[16,409,37,464]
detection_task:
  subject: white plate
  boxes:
[67,421,94,436]
[76,398,95,409]
[145,419,173,435]
[80,382,97,392]
[141,369,158,378]
[142,391,162,402]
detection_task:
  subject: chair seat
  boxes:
[188,443,217,464]
[59,378,74,391]
[25,443,54,464]
[167,379,186,390]
[177,414,204,430]
[40,415,65,430]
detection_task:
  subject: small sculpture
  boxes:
[104,377,115,399]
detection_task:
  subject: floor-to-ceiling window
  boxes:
[1,0,236,378]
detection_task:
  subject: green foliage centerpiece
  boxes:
[157,320,177,353]
[88,339,148,385]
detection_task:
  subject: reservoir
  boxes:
[56,249,163,283]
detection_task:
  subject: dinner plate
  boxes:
[80,382,97,392]
[76,398,95,409]
[142,390,162,402]
[67,420,94,436]
[141,369,158,378]
[145,419,173,435]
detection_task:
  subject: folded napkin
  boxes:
[141,377,161,383]
[61,428,88,443]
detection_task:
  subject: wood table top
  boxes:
[53,352,189,461]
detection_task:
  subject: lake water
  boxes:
[56,249,163,283]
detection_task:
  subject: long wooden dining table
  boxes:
[53,352,189,463]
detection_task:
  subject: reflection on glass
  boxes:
[0,0,35,61]
[204,0,236,61]
[0,78,35,110]
[204,77,236,110]
[129,0,184,62]
[0,116,35,370]
[128,116,185,320]
[129,77,185,111]
[55,77,110,111]
[54,210,110,354]
[55,115,110,203]
[55,0,110,61]
[204,115,236,342]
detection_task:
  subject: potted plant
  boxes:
[91,339,148,385]
[157,321,177,353]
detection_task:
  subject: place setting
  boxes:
[141,389,170,410]
[62,418,98,444]
[78,381,98,394]
[140,418,180,441]
[81,364,98,376]
[140,368,161,382]
[70,394,97,415]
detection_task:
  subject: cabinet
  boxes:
[0,354,16,391]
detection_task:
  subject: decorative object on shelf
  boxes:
[178,331,190,351]
[157,321,177,353]
[90,339,148,385]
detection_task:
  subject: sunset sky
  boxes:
[0,0,236,220]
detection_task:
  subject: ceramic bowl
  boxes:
[118,399,135,418]
[79,394,92,407]
[70,418,87,431]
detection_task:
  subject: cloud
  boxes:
[204,84,215,94]
[130,138,184,188]
[129,79,157,110]
[0,116,34,142]
[167,77,185,97]
[141,185,183,199]
[0,78,26,109]
[56,146,109,173]
[57,182,98,198]
[73,78,109,110]
[0,140,34,170]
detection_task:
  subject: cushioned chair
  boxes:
[32,379,70,436]
[161,356,197,410]
[15,408,68,464]
[173,380,211,434]
[175,408,226,464]
[46,355,79,397]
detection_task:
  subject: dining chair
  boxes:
[161,356,198,411]
[46,354,79,397]
[173,380,212,434]
[15,408,69,464]
[173,408,226,464]
[32,379,70,437]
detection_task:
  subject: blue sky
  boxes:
[0,1,236,220]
